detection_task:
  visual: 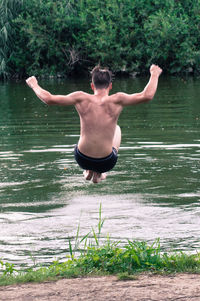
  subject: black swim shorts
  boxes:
[74,145,118,173]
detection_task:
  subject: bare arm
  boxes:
[26,76,84,105]
[116,65,162,106]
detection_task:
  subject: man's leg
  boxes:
[92,125,121,183]
[84,125,121,183]
[113,125,121,151]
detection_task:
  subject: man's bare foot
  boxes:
[83,170,93,180]
[83,170,107,183]
[92,172,107,184]
[100,173,107,180]
[92,172,101,183]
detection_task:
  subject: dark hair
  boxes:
[91,65,112,89]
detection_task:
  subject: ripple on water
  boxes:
[0,194,200,268]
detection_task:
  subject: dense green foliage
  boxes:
[0,0,23,78]
[1,0,200,78]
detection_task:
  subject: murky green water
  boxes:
[0,76,200,268]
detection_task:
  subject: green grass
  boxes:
[1,204,200,286]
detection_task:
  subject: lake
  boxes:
[0,75,199,268]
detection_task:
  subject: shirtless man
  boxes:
[26,64,162,183]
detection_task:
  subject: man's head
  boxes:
[91,65,112,90]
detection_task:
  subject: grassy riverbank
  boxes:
[1,206,200,286]
[1,239,200,286]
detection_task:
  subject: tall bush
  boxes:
[2,0,200,78]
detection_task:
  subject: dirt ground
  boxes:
[0,274,200,301]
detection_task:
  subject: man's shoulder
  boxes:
[107,92,124,104]
[71,91,92,101]
[72,91,90,97]
[80,91,95,98]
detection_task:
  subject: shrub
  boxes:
[1,0,200,78]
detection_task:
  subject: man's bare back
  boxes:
[26,64,162,183]
[76,91,122,158]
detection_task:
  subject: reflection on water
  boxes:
[0,77,200,267]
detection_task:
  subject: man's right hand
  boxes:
[26,76,38,89]
[150,64,162,77]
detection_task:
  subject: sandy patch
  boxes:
[0,274,200,301]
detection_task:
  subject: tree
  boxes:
[0,0,23,79]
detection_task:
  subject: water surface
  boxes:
[0,76,199,267]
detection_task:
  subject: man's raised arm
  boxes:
[26,76,84,106]
[115,65,162,106]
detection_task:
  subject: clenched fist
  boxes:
[150,65,162,77]
[26,76,38,89]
